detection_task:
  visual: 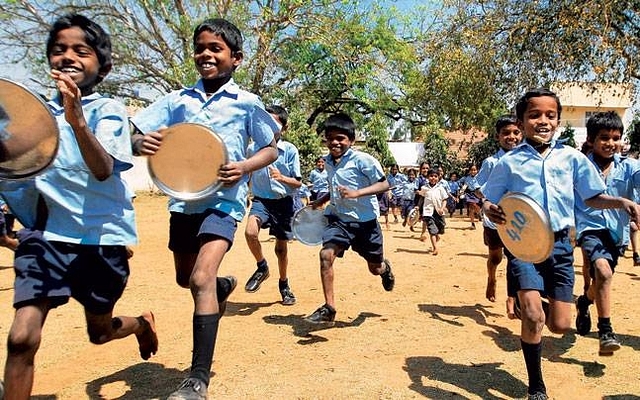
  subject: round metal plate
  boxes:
[147,123,228,200]
[408,207,421,227]
[292,206,327,246]
[0,78,59,179]
[496,192,554,263]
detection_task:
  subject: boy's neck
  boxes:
[202,76,231,95]
[526,138,550,154]
[592,153,614,170]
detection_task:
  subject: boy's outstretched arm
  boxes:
[51,69,113,181]
[585,194,640,223]
[219,140,277,187]
[338,178,389,199]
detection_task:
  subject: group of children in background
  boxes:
[374,160,485,255]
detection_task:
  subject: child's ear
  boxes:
[232,50,244,67]
[98,64,112,81]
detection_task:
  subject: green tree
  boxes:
[450,0,640,94]
[559,123,577,149]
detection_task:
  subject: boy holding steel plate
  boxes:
[481,89,640,400]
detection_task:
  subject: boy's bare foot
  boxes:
[506,297,516,319]
[136,311,158,360]
[420,234,427,242]
[485,277,496,302]
[432,249,438,256]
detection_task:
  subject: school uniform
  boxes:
[248,138,301,240]
[131,78,277,251]
[481,140,606,302]
[322,148,386,262]
[10,94,136,313]
[576,153,640,273]
[421,183,448,235]
[309,167,328,200]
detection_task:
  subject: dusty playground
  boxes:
[0,192,639,399]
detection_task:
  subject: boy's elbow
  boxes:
[267,147,278,163]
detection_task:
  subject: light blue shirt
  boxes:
[401,179,418,201]
[460,174,481,191]
[0,180,40,229]
[481,140,606,233]
[309,168,328,194]
[130,79,278,221]
[324,148,386,222]
[26,94,137,245]
[576,154,640,244]
[387,172,407,197]
[250,139,301,199]
[477,148,506,229]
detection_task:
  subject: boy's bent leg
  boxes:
[4,303,49,400]
[84,310,158,360]
[173,252,198,288]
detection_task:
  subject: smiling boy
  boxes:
[481,89,640,399]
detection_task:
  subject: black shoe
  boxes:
[599,331,621,355]
[575,295,592,336]
[167,377,208,400]
[245,267,269,293]
[528,392,548,400]
[217,276,237,315]
[279,285,296,306]
[305,304,336,324]
[634,252,640,266]
[380,259,395,291]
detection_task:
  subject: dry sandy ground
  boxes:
[0,192,639,399]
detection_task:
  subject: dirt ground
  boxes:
[1,191,639,399]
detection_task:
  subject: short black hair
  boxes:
[266,104,288,128]
[586,111,623,142]
[193,18,243,53]
[495,114,518,135]
[427,169,439,177]
[46,14,112,82]
[515,88,562,121]
[323,113,356,141]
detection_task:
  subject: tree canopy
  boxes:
[1,0,637,173]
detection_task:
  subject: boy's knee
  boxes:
[7,329,41,356]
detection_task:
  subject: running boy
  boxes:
[130,18,278,399]
[244,105,301,305]
[305,113,395,324]
[419,169,448,255]
[3,14,157,400]
[308,156,328,201]
[475,114,522,314]
[574,111,640,355]
[481,89,640,400]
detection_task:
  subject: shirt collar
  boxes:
[48,92,102,113]
[189,78,239,100]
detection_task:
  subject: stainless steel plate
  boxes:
[147,122,228,200]
[496,192,554,263]
[0,78,59,179]
[292,206,327,246]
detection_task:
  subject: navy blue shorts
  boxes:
[401,199,415,219]
[322,216,384,263]
[505,229,574,302]
[13,230,129,315]
[169,209,237,253]
[249,196,294,241]
[578,229,618,278]
[423,214,445,235]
